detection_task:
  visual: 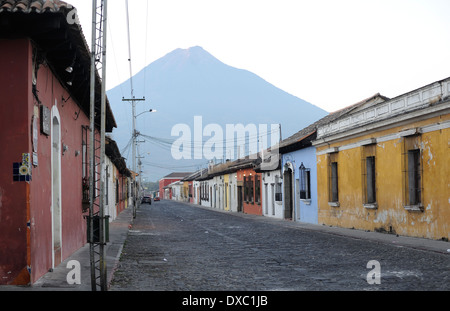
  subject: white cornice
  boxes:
[316,120,450,156]
[316,78,450,144]
[313,101,450,148]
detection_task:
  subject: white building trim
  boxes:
[316,120,450,156]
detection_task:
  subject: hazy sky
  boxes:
[69,0,450,112]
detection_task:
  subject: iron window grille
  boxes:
[330,162,339,202]
[327,152,339,206]
[255,174,261,204]
[401,134,424,211]
[407,149,422,206]
[361,155,377,206]
[361,144,377,208]
[328,152,340,207]
[299,163,311,200]
[275,175,282,201]
[249,175,254,204]
[244,176,248,203]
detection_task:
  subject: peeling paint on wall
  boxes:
[420,140,435,167]
[317,117,450,240]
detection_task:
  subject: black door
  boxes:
[237,186,243,212]
[284,168,293,219]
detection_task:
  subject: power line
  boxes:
[107,20,124,99]
[125,0,134,98]
[141,160,205,170]
[143,0,150,98]
[120,136,133,155]
[124,0,145,219]
[137,126,282,149]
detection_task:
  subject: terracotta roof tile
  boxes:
[278,93,390,149]
[163,172,194,179]
[0,0,118,132]
[0,0,70,14]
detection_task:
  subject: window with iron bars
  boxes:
[275,175,282,202]
[402,135,423,211]
[299,163,311,200]
[255,174,261,204]
[249,175,254,204]
[406,149,422,206]
[361,144,377,208]
[327,152,339,205]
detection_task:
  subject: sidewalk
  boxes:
[0,206,134,291]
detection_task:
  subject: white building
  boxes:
[228,173,238,212]
[170,181,184,201]
[260,169,284,218]
[105,136,133,222]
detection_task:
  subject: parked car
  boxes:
[153,197,160,201]
[141,196,152,204]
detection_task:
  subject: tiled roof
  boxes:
[162,172,194,179]
[0,0,117,132]
[182,168,209,181]
[194,156,261,181]
[106,137,130,177]
[0,0,70,13]
[278,93,389,150]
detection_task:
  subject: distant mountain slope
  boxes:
[106,46,327,181]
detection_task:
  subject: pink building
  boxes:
[0,1,116,285]
[159,172,193,200]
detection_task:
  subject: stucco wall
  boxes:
[0,39,32,284]
[0,38,94,284]
[261,169,283,219]
[316,114,450,240]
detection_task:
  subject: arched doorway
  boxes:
[283,165,293,220]
[51,106,62,268]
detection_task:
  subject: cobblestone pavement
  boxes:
[109,200,450,291]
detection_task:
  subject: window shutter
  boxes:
[408,150,421,205]
[366,156,376,204]
[331,162,339,202]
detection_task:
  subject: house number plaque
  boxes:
[40,105,50,136]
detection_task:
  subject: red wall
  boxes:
[159,178,182,199]
[0,39,32,284]
[236,168,262,215]
[0,38,94,284]
[116,172,128,215]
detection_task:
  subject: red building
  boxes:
[0,1,116,285]
[158,172,193,200]
[236,167,262,216]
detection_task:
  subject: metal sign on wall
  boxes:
[40,105,50,136]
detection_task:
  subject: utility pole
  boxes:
[122,96,145,218]
[88,0,108,291]
[137,140,145,199]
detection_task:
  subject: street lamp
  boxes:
[136,109,157,118]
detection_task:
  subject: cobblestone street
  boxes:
[110,200,450,291]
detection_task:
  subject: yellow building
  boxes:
[314,78,450,240]
[182,181,190,202]
[224,174,230,211]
